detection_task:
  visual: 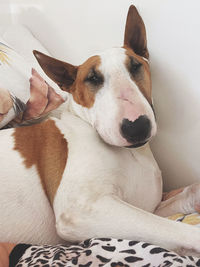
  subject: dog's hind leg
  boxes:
[154,183,200,217]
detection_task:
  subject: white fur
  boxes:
[51,113,200,254]
[142,56,149,63]
[1,111,200,255]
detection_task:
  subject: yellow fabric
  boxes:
[168,212,200,227]
[0,43,10,65]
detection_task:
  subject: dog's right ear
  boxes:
[33,50,78,92]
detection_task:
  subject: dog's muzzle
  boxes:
[120,115,152,148]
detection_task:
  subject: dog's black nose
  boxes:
[120,115,151,147]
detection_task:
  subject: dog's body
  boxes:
[0,111,161,244]
[1,5,200,255]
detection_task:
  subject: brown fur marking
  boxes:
[124,48,152,105]
[72,55,101,108]
[13,119,68,205]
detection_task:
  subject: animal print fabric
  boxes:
[13,238,200,267]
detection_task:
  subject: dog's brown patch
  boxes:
[124,48,152,105]
[71,55,102,108]
[13,119,68,205]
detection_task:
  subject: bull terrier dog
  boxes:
[1,5,200,255]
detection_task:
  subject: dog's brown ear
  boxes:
[124,5,149,59]
[33,50,78,92]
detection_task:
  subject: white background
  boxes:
[1,0,200,191]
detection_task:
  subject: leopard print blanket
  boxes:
[13,238,200,267]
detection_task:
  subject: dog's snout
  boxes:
[120,115,151,147]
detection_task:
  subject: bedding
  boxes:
[10,235,200,267]
[8,215,200,266]
[1,27,200,266]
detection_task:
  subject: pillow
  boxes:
[0,26,68,129]
[0,25,50,69]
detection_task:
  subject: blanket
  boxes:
[10,237,200,267]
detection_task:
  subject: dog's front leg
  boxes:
[56,195,200,254]
[154,183,200,217]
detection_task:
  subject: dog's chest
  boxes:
[56,113,162,213]
[117,148,162,212]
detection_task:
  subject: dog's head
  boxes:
[34,5,156,148]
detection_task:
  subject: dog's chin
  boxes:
[126,141,148,148]
[97,129,149,148]
[100,135,148,148]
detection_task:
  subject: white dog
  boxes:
[1,5,200,256]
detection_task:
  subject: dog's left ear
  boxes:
[33,50,77,92]
[124,5,149,59]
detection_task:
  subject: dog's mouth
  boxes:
[126,141,148,148]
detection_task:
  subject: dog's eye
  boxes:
[85,70,104,86]
[130,58,142,74]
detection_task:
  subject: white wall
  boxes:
[0,0,11,30]
[4,0,200,190]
